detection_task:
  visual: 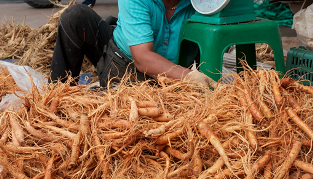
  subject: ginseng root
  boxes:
[9,112,24,144]
[287,108,313,140]
[101,130,129,140]
[213,160,243,179]
[281,88,301,112]
[270,71,283,106]
[155,128,184,145]
[167,163,191,178]
[136,101,158,108]
[49,96,59,113]
[293,160,313,175]
[92,129,110,178]
[129,97,139,123]
[192,149,203,176]
[79,114,90,136]
[160,151,170,179]
[165,139,194,160]
[44,154,58,179]
[200,157,224,176]
[237,89,259,149]
[138,107,162,117]
[198,121,232,171]
[25,121,59,142]
[235,81,264,121]
[153,112,173,122]
[274,140,302,179]
[245,150,271,179]
[144,118,181,137]
[69,131,81,168]
[302,174,313,179]
[263,160,272,179]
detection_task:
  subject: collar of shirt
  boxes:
[152,0,196,64]
[154,0,191,15]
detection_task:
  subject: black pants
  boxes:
[49,4,149,87]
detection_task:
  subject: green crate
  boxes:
[286,46,313,86]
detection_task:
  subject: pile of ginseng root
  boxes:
[0,63,313,179]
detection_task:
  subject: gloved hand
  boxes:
[183,70,217,89]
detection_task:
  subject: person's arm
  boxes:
[119,0,216,88]
[130,41,191,80]
[131,42,217,88]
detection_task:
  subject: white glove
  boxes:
[183,70,217,89]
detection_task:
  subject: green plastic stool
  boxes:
[178,18,286,81]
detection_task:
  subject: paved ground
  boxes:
[0,0,118,28]
[0,0,25,4]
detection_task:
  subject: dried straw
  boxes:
[0,0,97,81]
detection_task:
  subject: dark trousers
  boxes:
[50,4,150,87]
[49,4,114,84]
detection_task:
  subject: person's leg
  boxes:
[105,16,118,26]
[82,0,96,7]
[49,4,113,84]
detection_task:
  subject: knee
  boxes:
[60,4,92,22]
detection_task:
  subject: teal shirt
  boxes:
[113,0,196,65]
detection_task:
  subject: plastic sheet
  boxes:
[254,0,294,27]
[292,3,313,50]
[0,61,47,111]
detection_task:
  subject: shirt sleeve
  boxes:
[118,0,154,46]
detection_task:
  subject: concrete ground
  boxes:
[0,0,119,28]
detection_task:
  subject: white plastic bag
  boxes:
[292,3,313,50]
[0,93,24,112]
[0,61,47,111]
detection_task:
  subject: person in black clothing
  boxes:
[49,1,217,89]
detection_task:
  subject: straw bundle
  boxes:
[0,0,97,81]
[256,43,275,62]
